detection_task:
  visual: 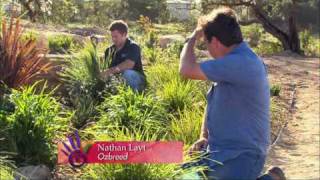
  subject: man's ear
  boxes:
[213,37,224,49]
[209,37,217,48]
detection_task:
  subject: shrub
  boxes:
[59,42,122,128]
[145,31,158,49]
[241,24,263,47]
[60,43,107,102]
[97,86,168,135]
[48,34,74,54]
[143,46,163,64]
[242,24,283,55]
[146,62,204,113]
[165,41,184,60]
[0,18,51,89]
[21,30,39,42]
[168,108,204,146]
[254,38,283,55]
[270,84,281,96]
[5,82,68,166]
[0,155,15,180]
[160,78,198,112]
[146,62,179,91]
[300,30,320,57]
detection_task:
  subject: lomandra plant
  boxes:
[59,42,112,128]
[169,108,204,146]
[0,153,15,180]
[6,82,68,166]
[97,86,168,135]
[0,18,51,89]
[48,34,74,54]
[60,42,107,103]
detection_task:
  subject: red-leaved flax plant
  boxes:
[0,17,51,89]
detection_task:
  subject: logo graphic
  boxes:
[58,131,183,166]
[61,131,87,168]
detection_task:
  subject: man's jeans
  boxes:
[181,150,274,180]
[121,70,146,92]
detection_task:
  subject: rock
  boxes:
[90,34,107,44]
[158,34,185,48]
[15,165,51,180]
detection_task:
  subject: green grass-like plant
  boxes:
[97,86,168,135]
[48,34,74,53]
[5,82,68,166]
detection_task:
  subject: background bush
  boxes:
[48,34,74,54]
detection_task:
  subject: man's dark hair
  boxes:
[199,7,243,47]
[109,20,128,34]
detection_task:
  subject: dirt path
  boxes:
[264,54,320,179]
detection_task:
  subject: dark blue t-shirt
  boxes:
[105,38,144,75]
[200,42,270,163]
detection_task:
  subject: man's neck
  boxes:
[115,39,127,51]
[216,43,239,58]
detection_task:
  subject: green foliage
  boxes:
[21,30,39,42]
[161,78,199,112]
[242,24,283,55]
[97,86,167,135]
[146,63,180,90]
[0,105,15,179]
[254,39,283,55]
[124,0,168,22]
[165,41,184,59]
[137,15,155,33]
[48,34,74,54]
[143,46,164,64]
[300,30,320,57]
[241,24,263,47]
[0,155,14,180]
[0,3,4,30]
[48,0,78,24]
[145,31,158,48]
[40,0,168,25]
[5,82,68,166]
[60,42,124,128]
[61,43,101,127]
[146,63,203,113]
[83,163,178,180]
[169,108,203,146]
[270,84,281,96]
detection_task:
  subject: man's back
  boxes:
[200,42,270,162]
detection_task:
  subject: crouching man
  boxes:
[101,20,146,92]
[180,7,285,180]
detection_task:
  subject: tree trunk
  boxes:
[20,0,37,22]
[200,0,303,54]
[251,4,302,54]
[287,0,302,53]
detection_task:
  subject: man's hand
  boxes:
[188,138,208,155]
[100,69,113,80]
[100,67,121,80]
[191,28,204,41]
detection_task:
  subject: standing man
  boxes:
[180,7,284,179]
[101,20,146,92]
